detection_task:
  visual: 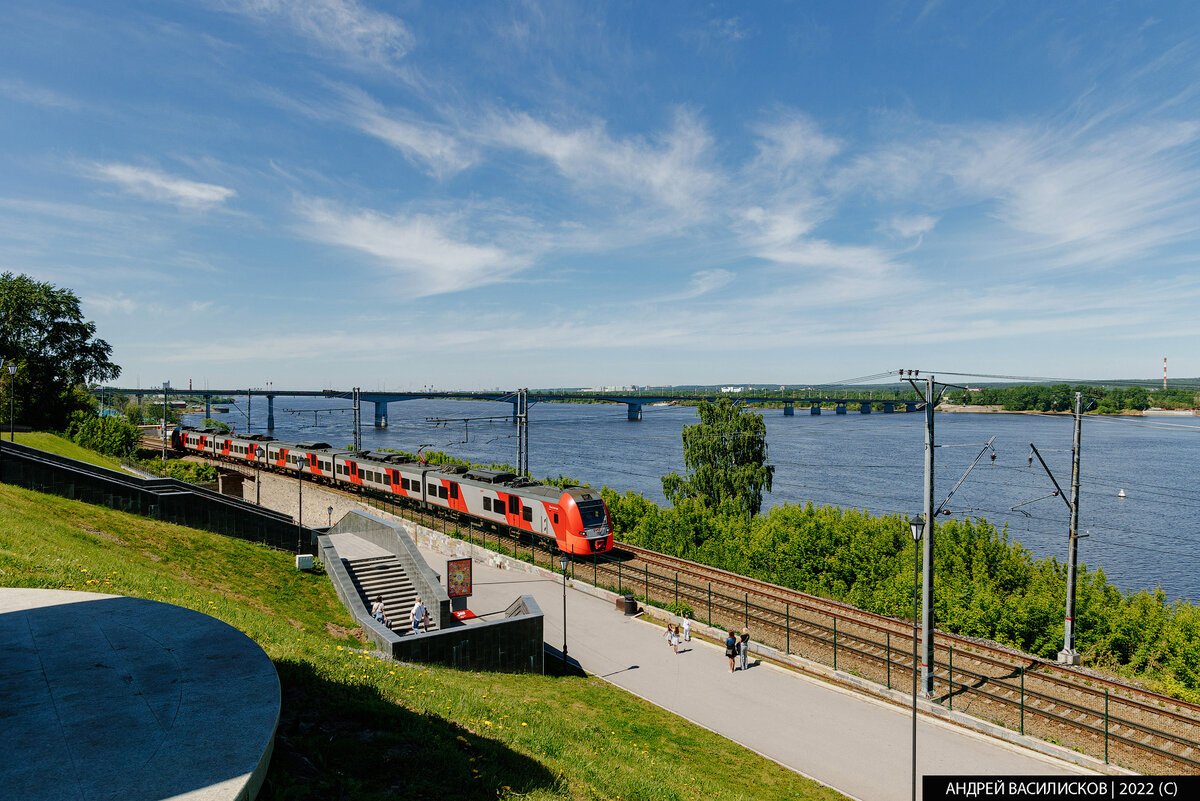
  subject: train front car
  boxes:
[556,487,613,555]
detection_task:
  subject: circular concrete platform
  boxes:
[0,588,279,801]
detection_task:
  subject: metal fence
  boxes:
[1,441,314,553]
[355,491,1184,769]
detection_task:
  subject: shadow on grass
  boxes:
[262,659,559,801]
[542,645,588,678]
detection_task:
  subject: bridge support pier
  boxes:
[783,402,794,416]
[627,403,642,421]
[905,402,918,412]
[883,402,895,413]
[836,403,847,414]
[204,394,211,420]
[373,400,388,428]
[860,402,871,414]
[267,395,275,431]
[810,402,821,415]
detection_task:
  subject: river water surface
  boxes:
[186,398,1200,602]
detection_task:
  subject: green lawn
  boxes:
[11,431,126,470]
[0,482,844,801]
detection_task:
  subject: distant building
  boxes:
[720,386,745,393]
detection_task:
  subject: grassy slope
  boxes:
[0,483,843,801]
[11,431,126,470]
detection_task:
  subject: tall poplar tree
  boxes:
[662,398,774,517]
[0,272,120,430]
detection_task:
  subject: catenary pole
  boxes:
[921,375,936,696]
[1060,391,1083,665]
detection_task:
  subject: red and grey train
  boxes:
[171,427,613,555]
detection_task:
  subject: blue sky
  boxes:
[3,1,1199,391]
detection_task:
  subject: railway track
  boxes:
[174,448,1200,774]
[607,544,1200,775]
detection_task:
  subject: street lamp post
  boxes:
[560,553,570,671]
[8,360,17,442]
[327,505,333,527]
[296,452,304,552]
[909,515,926,801]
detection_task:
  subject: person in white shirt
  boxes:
[371,595,388,627]
[681,616,691,642]
[410,597,427,634]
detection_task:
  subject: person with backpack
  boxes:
[725,630,737,672]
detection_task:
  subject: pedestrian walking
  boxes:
[371,595,388,626]
[725,630,737,672]
[669,623,680,655]
[410,596,427,635]
[739,628,750,671]
[681,616,691,642]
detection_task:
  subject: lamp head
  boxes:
[7,362,15,376]
[559,555,569,572]
[908,515,925,542]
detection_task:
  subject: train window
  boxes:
[439,486,447,499]
[554,513,559,524]
[522,506,531,522]
[449,483,458,499]
[401,477,409,490]
[483,497,491,511]
[577,500,606,528]
[428,483,436,495]
[508,495,519,515]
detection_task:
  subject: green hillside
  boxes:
[0,482,842,801]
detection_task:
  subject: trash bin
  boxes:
[622,595,638,616]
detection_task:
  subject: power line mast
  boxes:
[515,388,530,477]
[919,374,936,696]
[1025,389,1086,666]
[1062,391,1084,665]
[352,387,362,451]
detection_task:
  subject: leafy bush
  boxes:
[665,600,695,619]
[135,457,218,484]
[65,412,141,457]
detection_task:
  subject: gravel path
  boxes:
[237,468,365,530]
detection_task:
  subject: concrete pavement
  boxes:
[405,534,1104,801]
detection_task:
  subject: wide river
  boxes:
[186,397,1200,602]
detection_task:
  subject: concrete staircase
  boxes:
[345,554,437,633]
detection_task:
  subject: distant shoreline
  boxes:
[937,404,1195,416]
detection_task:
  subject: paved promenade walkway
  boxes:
[409,537,1099,801]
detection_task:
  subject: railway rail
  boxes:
[177,447,1200,774]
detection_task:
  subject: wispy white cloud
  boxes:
[488,107,719,222]
[217,0,412,70]
[339,87,474,177]
[888,214,938,238]
[0,78,81,110]
[833,116,1200,272]
[295,198,528,296]
[86,163,237,209]
[85,293,137,316]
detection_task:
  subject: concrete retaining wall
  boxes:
[319,513,545,674]
[328,510,452,629]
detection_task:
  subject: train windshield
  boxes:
[577,500,606,528]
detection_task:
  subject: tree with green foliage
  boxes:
[65,412,141,458]
[1,272,120,430]
[202,418,232,432]
[661,398,774,517]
